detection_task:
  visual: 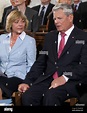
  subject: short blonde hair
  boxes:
[6,10,29,32]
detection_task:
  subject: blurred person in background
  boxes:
[58,0,72,5]
[2,0,40,32]
[71,0,83,30]
[72,0,82,11]
[32,0,56,32]
[32,0,56,59]
[77,1,87,29]
[0,0,16,29]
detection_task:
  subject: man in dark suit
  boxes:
[0,0,16,29]
[18,3,87,106]
[72,0,81,11]
[32,0,56,59]
[71,0,83,30]
[32,0,56,32]
[77,1,87,29]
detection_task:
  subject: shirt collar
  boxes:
[19,31,26,40]
[41,4,48,9]
[59,25,74,37]
[74,2,81,7]
[12,6,15,9]
[6,31,26,40]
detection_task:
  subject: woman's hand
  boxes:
[18,83,30,93]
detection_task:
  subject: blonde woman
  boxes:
[0,10,36,98]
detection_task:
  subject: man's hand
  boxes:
[18,83,30,93]
[49,76,66,89]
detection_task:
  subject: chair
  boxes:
[12,92,22,106]
[0,88,3,100]
[65,98,78,106]
[0,29,6,35]
[38,25,48,32]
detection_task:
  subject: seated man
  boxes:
[18,3,87,106]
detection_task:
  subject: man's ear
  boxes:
[69,14,73,23]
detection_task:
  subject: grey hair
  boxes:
[52,3,73,16]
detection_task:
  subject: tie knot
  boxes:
[60,32,66,38]
[74,5,77,8]
[74,5,77,11]
[42,6,45,10]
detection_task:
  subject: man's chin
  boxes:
[56,27,61,31]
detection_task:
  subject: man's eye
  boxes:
[53,18,56,21]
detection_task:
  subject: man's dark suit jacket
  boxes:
[71,3,83,30]
[0,5,12,29]
[24,27,87,94]
[78,1,87,29]
[32,3,56,32]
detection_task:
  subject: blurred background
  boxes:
[0,0,86,22]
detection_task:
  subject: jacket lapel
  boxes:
[52,31,58,60]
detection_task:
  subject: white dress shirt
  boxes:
[0,31,36,80]
[58,25,74,81]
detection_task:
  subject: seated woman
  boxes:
[0,10,36,98]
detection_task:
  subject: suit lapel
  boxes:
[37,6,40,12]
[51,31,58,60]
[43,3,52,24]
[45,3,51,17]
